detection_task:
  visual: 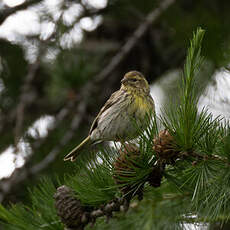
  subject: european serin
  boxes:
[64,71,154,161]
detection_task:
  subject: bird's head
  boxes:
[121,71,150,94]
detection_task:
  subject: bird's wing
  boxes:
[89,90,121,135]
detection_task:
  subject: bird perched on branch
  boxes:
[64,71,155,161]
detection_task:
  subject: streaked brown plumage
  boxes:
[64,71,154,161]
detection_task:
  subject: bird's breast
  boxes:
[132,93,152,116]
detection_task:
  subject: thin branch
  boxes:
[54,184,189,230]
[0,99,79,203]
[184,151,230,166]
[13,16,65,149]
[54,185,127,230]
[14,60,40,148]
[30,86,89,174]
[94,0,177,84]
[31,100,79,150]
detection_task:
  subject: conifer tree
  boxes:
[1,27,230,230]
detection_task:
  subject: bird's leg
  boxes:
[119,139,128,151]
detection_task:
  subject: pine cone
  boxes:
[153,129,178,163]
[113,144,143,200]
[148,163,165,187]
[54,185,87,229]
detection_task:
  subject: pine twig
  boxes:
[54,185,127,230]
[54,157,165,229]
[183,151,230,166]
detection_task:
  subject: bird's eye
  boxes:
[130,78,138,82]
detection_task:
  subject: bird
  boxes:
[64,70,155,161]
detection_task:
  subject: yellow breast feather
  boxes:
[133,94,149,114]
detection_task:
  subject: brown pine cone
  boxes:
[54,185,87,229]
[148,162,165,187]
[113,143,144,200]
[153,129,178,163]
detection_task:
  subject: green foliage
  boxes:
[166,0,230,67]
[90,184,190,230]
[66,150,118,206]
[162,28,212,151]
[160,27,230,224]
[220,127,230,159]
[0,178,62,230]
[46,49,100,106]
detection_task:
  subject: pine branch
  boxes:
[184,151,230,166]
[53,137,166,229]
[54,185,127,230]
[161,28,206,151]
[1,127,230,229]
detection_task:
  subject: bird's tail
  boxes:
[64,136,91,161]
